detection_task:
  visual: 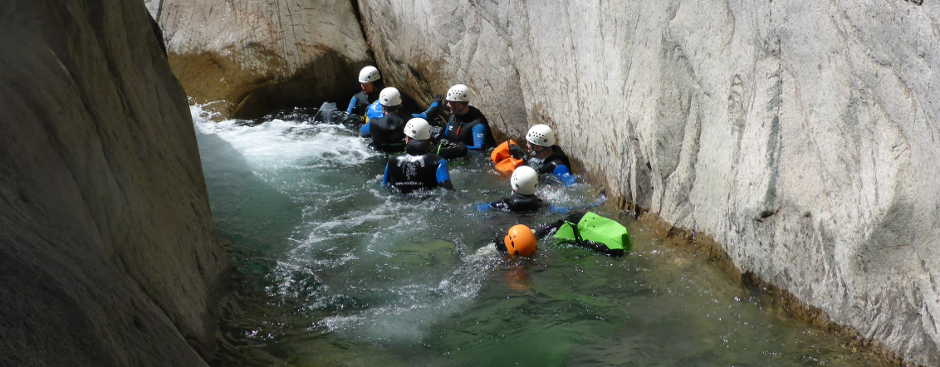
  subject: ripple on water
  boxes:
[199,104,891,367]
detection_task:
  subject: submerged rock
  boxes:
[146,0,373,119]
[0,0,228,365]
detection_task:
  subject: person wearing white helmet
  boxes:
[382,118,453,193]
[438,84,496,156]
[476,166,544,213]
[360,87,408,153]
[345,65,385,119]
[522,124,577,186]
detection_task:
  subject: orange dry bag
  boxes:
[491,140,525,177]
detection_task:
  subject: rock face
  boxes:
[356,1,940,365]
[147,0,373,118]
[0,1,228,366]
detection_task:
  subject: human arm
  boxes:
[359,122,371,137]
[382,161,390,186]
[551,164,578,186]
[467,123,488,150]
[475,198,512,212]
[436,159,453,189]
[411,99,441,119]
[345,95,359,115]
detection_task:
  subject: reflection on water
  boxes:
[194,105,887,367]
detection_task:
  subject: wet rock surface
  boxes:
[355,1,940,365]
[146,0,372,119]
[0,1,228,366]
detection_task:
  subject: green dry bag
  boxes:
[552,212,630,255]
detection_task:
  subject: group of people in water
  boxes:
[337,65,628,257]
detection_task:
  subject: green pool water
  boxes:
[193,106,887,367]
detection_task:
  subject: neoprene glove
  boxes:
[508,144,526,159]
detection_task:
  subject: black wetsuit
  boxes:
[526,145,571,175]
[383,140,452,193]
[494,211,624,256]
[369,112,406,153]
[441,106,496,151]
[486,192,543,213]
[346,82,384,116]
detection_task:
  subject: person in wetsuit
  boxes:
[383,118,453,193]
[438,84,496,157]
[477,166,543,213]
[519,124,577,186]
[346,65,385,120]
[494,211,627,257]
[363,87,407,153]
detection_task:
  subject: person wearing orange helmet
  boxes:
[494,210,628,258]
[496,224,538,257]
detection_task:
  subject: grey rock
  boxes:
[357,0,940,365]
[0,1,228,366]
[148,0,373,118]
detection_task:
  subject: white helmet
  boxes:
[511,166,539,195]
[378,87,402,107]
[445,84,470,102]
[526,124,556,147]
[358,66,381,83]
[404,118,432,140]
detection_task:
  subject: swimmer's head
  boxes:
[503,224,537,257]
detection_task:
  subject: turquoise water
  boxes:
[194,106,887,367]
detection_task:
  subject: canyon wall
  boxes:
[0,1,228,365]
[358,1,940,365]
[142,0,940,365]
[147,0,373,118]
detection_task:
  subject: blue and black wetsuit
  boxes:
[441,106,496,152]
[367,112,406,153]
[482,192,543,213]
[383,140,453,193]
[526,146,577,186]
[357,101,385,136]
[345,82,384,116]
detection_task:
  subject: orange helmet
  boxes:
[503,224,537,257]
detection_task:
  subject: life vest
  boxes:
[386,152,444,193]
[487,192,543,213]
[369,112,405,153]
[526,145,571,175]
[444,106,496,149]
[490,140,525,177]
[552,212,630,256]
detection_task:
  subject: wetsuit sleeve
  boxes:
[436,159,453,189]
[476,198,511,212]
[425,100,441,114]
[533,219,565,239]
[552,164,577,186]
[411,100,440,119]
[533,211,586,239]
[467,123,487,150]
[382,161,391,186]
[359,121,371,137]
[346,95,359,115]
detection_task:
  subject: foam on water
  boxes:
[197,102,882,367]
[192,104,376,172]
